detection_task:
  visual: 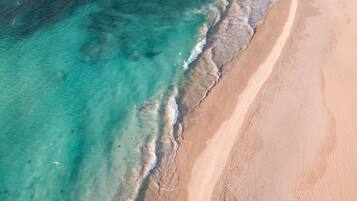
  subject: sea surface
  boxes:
[0,0,276,200]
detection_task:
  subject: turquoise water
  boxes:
[0,1,213,200]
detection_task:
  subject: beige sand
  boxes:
[187,0,298,200]
[165,0,357,200]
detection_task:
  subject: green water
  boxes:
[0,1,213,200]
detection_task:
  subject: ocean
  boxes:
[0,0,276,200]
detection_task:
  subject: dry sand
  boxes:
[187,0,298,200]
[166,0,357,200]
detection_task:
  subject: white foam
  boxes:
[183,38,207,70]
[181,0,230,71]
[149,156,158,171]
[142,137,158,174]
[171,98,179,126]
[167,89,179,126]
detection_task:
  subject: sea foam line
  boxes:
[136,0,231,198]
[183,38,207,70]
[168,90,179,126]
[182,0,230,71]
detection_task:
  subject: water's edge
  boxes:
[135,0,278,200]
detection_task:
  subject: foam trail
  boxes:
[149,157,158,171]
[146,138,158,172]
[183,38,207,70]
[168,89,179,125]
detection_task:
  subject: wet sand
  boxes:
[187,0,298,200]
[165,0,357,200]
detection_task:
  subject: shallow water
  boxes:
[0,1,214,200]
[139,0,278,199]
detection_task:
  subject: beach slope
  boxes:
[187,0,298,200]
[169,0,357,200]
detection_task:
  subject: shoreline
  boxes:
[137,0,282,200]
[187,0,298,200]
[138,0,297,200]
[139,0,357,200]
[174,0,357,200]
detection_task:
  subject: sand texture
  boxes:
[163,0,357,200]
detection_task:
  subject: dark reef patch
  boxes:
[0,0,92,38]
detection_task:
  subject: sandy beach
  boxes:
[147,0,357,200]
[187,0,298,200]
